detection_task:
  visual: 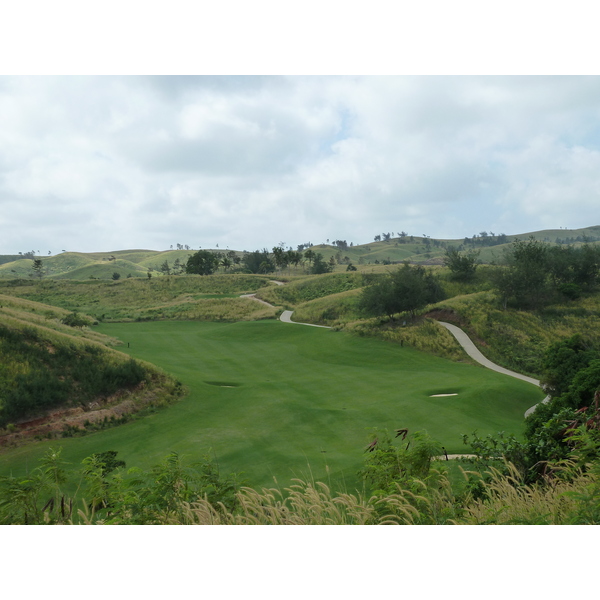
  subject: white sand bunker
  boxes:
[430,393,458,397]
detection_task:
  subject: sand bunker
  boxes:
[430,393,458,397]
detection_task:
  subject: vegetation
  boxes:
[2,225,600,524]
[492,238,600,309]
[0,319,542,493]
[3,423,600,524]
[0,275,276,322]
[443,247,480,281]
[186,250,222,276]
[0,297,182,443]
[359,263,444,320]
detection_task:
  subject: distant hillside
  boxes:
[1,225,599,279]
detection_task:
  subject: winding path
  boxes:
[242,284,549,417]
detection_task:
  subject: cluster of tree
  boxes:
[240,249,275,274]
[332,239,352,251]
[492,239,600,308]
[160,257,187,275]
[462,232,509,247]
[170,244,191,250]
[359,262,445,320]
[185,250,223,275]
[184,247,333,276]
[303,249,333,274]
[553,234,600,245]
[183,250,245,276]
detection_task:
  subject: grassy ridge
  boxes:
[426,291,600,376]
[2,225,598,280]
[0,300,181,437]
[0,275,277,322]
[256,272,366,307]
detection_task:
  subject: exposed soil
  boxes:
[424,308,465,327]
[0,382,164,449]
[424,309,490,348]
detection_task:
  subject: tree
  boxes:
[359,262,444,320]
[160,260,171,275]
[186,250,221,275]
[286,249,302,271]
[112,272,121,280]
[272,246,288,272]
[242,249,274,274]
[173,258,183,274]
[310,253,333,274]
[303,248,315,269]
[492,238,551,309]
[540,335,598,399]
[31,258,44,279]
[220,257,232,272]
[443,247,479,281]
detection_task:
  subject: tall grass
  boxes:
[342,316,467,362]
[427,292,600,375]
[256,272,367,307]
[0,275,276,322]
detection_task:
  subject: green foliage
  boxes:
[0,447,72,524]
[540,334,598,398]
[359,262,444,320]
[186,250,221,276]
[31,259,45,279]
[0,448,242,524]
[0,275,273,322]
[493,239,600,309]
[242,249,275,274]
[309,253,333,274]
[443,247,479,281]
[359,429,443,493]
[0,321,148,426]
[257,272,365,306]
[61,311,91,328]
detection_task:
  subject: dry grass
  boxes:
[458,462,583,524]
[344,316,468,362]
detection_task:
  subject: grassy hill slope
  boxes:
[2,225,598,281]
[0,295,181,443]
[0,275,280,322]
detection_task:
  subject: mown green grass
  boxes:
[0,320,544,492]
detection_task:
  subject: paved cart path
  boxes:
[241,289,549,418]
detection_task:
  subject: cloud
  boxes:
[1,76,599,254]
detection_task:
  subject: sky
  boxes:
[2,74,600,255]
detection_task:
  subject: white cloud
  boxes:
[1,75,600,254]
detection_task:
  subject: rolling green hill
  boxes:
[1,225,599,280]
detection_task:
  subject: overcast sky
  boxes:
[2,75,600,255]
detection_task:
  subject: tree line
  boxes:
[183,247,336,276]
